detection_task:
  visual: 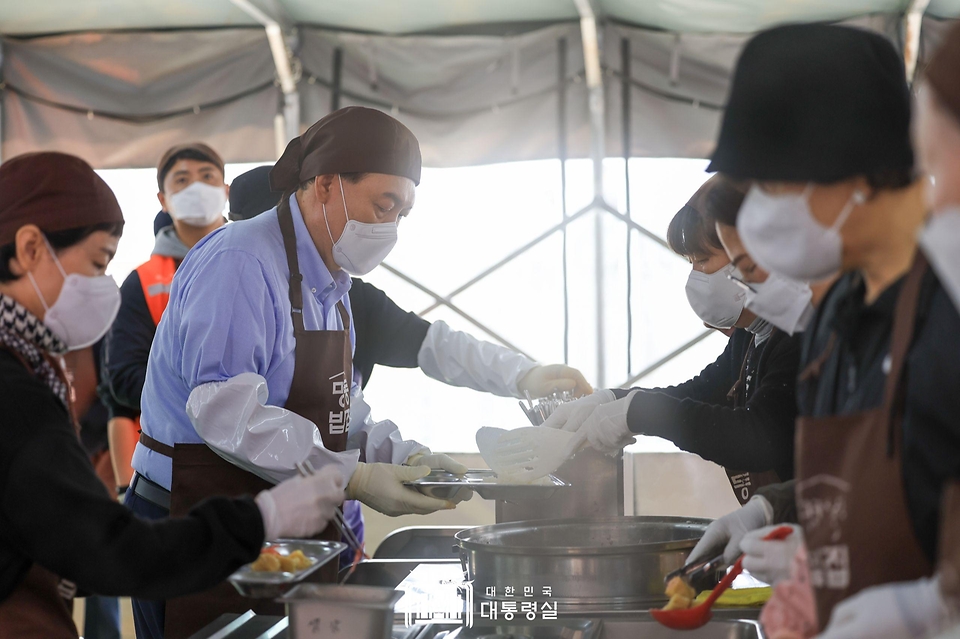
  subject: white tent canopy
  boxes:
[0,1,956,168]
[0,1,955,395]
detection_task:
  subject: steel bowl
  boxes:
[456,516,711,610]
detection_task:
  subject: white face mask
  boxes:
[735,272,815,335]
[685,263,747,329]
[166,181,226,227]
[323,174,398,276]
[737,184,863,282]
[27,239,121,350]
[918,207,960,313]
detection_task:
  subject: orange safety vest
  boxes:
[135,254,177,327]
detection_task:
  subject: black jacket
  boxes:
[100,269,154,420]
[0,350,262,603]
[350,278,431,388]
[618,327,802,481]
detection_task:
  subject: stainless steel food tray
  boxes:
[227,539,346,599]
[404,470,568,501]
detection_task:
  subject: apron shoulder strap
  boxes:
[277,193,306,333]
[726,337,755,402]
[880,251,929,452]
[335,299,350,332]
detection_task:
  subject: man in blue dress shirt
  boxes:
[127,107,466,639]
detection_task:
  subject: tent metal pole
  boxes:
[903,0,932,84]
[619,329,715,388]
[229,0,299,151]
[558,36,570,365]
[575,0,607,387]
[621,36,632,379]
[331,48,344,112]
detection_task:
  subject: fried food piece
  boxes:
[288,550,313,571]
[250,548,315,573]
[251,553,281,572]
[662,576,697,610]
[663,594,694,610]
[665,576,696,600]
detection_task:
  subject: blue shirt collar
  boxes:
[288,194,352,308]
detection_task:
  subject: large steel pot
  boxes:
[456,516,710,609]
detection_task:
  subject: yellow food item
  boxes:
[693,586,772,607]
[661,576,696,610]
[665,576,696,600]
[250,548,314,573]
[663,594,694,610]
[250,553,281,572]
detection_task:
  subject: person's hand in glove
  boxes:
[740,524,804,585]
[817,577,958,639]
[517,364,593,399]
[405,451,474,504]
[561,391,638,457]
[541,389,617,432]
[347,462,456,516]
[254,465,345,540]
[687,495,773,565]
[406,451,468,475]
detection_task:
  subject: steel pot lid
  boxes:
[455,516,710,556]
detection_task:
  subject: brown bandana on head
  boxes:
[269,106,422,193]
[0,152,124,247]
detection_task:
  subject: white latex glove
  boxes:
[517,364,593,399]
[818,577,958,639]
[740,524,804,585]
[405,452,474,504]
[254,466,344,540]
[562,391,638,457]
[541,389,617,432]
[687,495,773,565]
[346,462,455,517]
[406,451,469,475]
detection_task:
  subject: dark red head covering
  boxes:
[0,152,124,246]
[925,22,960,124]
[270,106,421,192]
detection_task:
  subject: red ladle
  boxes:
[650,525,794,631]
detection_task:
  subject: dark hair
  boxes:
[864,168,916,193]
[667,176,730,259]
[158,149,223,192]
[705,176,750,228]
[0,221,124,283]
[298,172,368,192]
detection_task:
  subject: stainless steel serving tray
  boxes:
[227,539,346,599]
[419,619,599,639]
[404,470,569,502]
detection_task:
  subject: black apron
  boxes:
[140,197,353,639]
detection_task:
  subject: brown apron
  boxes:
[936,480,960,610]
[0,565,77,639]
[724,333,781,505]
[140,196,353,639]
[796,254,932,629]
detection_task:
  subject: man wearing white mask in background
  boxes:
[102,143,229,500]
[541,174,804,507]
